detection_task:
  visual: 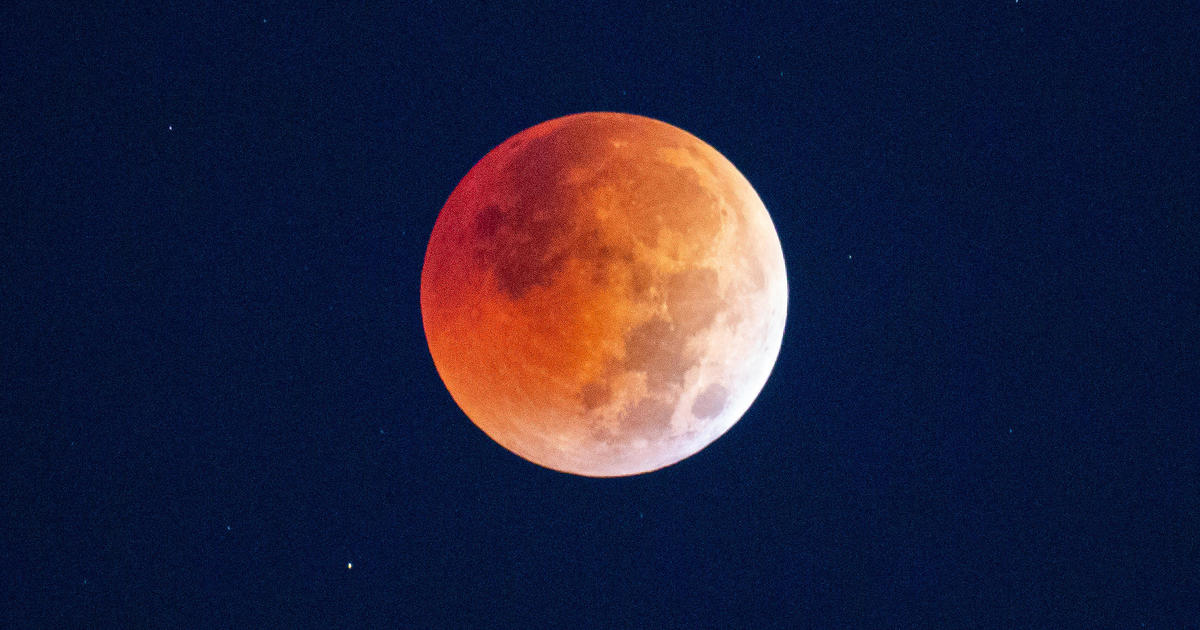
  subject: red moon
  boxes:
[421,112,787,477]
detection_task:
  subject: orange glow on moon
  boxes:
[421,112,787,477]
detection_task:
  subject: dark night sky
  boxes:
[4,2,1198,627]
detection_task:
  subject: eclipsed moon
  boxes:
[421,112,787,477]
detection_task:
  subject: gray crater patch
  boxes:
[620,397,674,439]
[622,317,691,391]
[691,383,729,419]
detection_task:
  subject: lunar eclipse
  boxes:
[421,112,786,476]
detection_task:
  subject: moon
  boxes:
[421,112,787,477]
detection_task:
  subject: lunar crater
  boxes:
[691,383,730,419]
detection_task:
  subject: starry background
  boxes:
[3,2,1198,627]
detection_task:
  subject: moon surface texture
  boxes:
[421,112,787,477]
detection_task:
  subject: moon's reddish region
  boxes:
[421,112,787,477]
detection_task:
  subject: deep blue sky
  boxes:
[4,2,1197,627]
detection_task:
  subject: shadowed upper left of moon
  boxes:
[421,112,787,477]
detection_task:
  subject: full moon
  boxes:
[421,112,786,477]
